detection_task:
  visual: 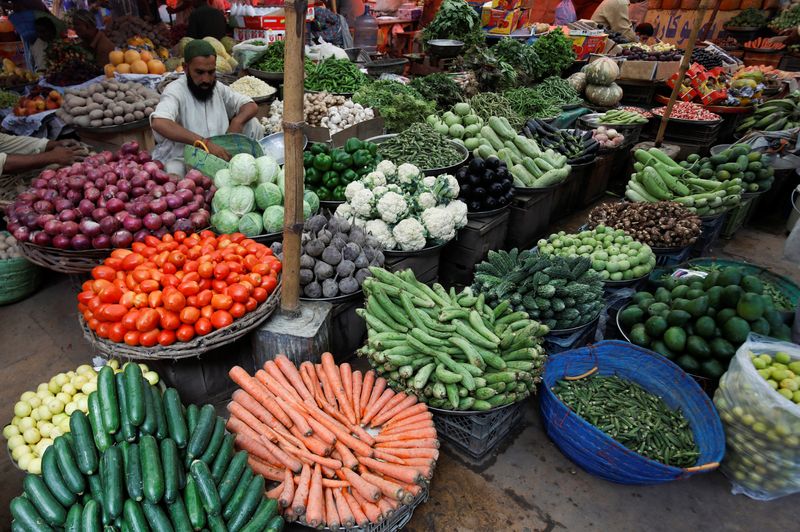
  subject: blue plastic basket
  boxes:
[540,340,725,485]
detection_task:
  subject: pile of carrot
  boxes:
[744,38,786,50]
[226,352,438,529]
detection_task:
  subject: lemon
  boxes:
[753,358,767,370]
[780,378,799,392]
[788,361,800,374]
[794,391,800,404]
[13,401,31,417]
[767,379,779,390]
[775,351,791,365]
[757,369,771,380]
[3,425,20,439]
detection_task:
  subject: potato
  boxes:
[103,109,113,118]
[113,115,124,125]
[123,113,135,122]
[89,109,104,120]
[71,106,87,116]
[106,91,117,99]
[144,107,153,116]
[87,103,101,112]
[133,102,145,112]
[133,110,144,120]
[75,115,91,128]
[89,118,103,127]
[102,117,113,126]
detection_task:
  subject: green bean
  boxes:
[376,123,463,169]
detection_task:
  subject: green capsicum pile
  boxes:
[303,138,378,201]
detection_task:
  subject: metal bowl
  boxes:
[247,68,284,83]
[344,47,363,62]
[427,39,465,58]
[365,58,409,77]
[367,134,469,176]
[259,132,308,165]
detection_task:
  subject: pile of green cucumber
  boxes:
[625,147,742,217]
[10,364,283,532]
[356,267,549,411]
[596,109,648,125]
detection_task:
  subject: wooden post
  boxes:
[281,0,308,315]
[701,0,722,42]
[654,0,712,148]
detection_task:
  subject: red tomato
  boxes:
[163,290,186,312]
[210,310,233,329]
[91,279,112,293]
[211,294,233,311]
[213,263,230,280]
[159,310,181,331]
[148,290,163,309]
[108,322,126,343]
[168,251,186,268]
[162,262,177,275]
[178,281,199,296]
[244,297,257,312]
[211,280,228,294]
[78,290,95,305]
[133,293,148,308]
[176,324,195,342]
[139,280,160,293]
[132,268,151,283]
[194,317,213,336]
[229,302,246,319]
[184,261,199,273]
[92,265,116,281]
[200,305,214,319]
[104,258,124,271]
[100,304,127,322]
[173,231,187,242]
[88,297,103,314]
[198,279,212,291]
[227,283,249,303]
[197,289,213,307]
[139,329,159,347]
[158,330,176,346]
[121,310,140,331]
[198,261,213,279]
[180,306,201,324]
[261,275,278,293]
[123,330,140,346]
[97,322,110,338]
[136,308,160,332]
[252,263,270,276]
[252,287,268,304]
[121,253,145,271]
[87,318,100,331]
[119,291,135,308]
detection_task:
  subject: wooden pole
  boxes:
[654,0,712,147]
[281,0,308,315]
[701,0,722,42]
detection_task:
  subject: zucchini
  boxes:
[226,473,265,532]
[124,363,146,426]
[265,515,284,532]
[240,498,278,532]
[199,417,225,466]
[69,411,98,475]
[210,433,236,484]
[190,459,222,517]
[142,501,173,532]
[218,450,247,505]
[207,513,227,532]
[186,404,199,435]
[11,496,53,532]
[163,388,189,448]
[54,436,86,496]
[115,372,136,442]
[161,437,181,504]
[124,442,144,502]
[103,444,124,520]
[23,474,66,526]
[187,404,216,459]
[150,385,169,440]
[87,391,112,451]
[64,503,83,532]
[41,445,77,508]
[184,475,207,531]
[80,499,102,532]
[223,467,253,521]
[140,382,158,436]
[167,494,193,532]
[140,434,165,504]
[97,365,119,435]
[123,499,149,532]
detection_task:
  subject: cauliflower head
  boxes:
[376,160,397,177]
[335,202,355,219]
[416,191,437,211]
[376,191,408,224]
[421,206,456,244]
[365,219,396,249]
[422,175,436,189]
[445,199,468,230]
[396,163,420,185]
[392,218,427,252]
[351,189,375,217]
[362,171,387,189]
[344,181,365,201]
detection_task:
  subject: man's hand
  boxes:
[227,121,244,134]
[206,141,231,161]
[46,139,82,151]
[46,146,85,166]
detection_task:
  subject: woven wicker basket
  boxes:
[0,255,42,305]
[18,241,110,274]
[80,282,281,360]
[0,169,40,212]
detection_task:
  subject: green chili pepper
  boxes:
[344,138,363,154]
[313,154,333,172]
[304,167,322,186]
[331,151,353,172]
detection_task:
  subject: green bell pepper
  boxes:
[322,171,340,188]
[316,186,332,200]
[303,151,314,168]
[356,166,372,177]
[331,151,353,172]
[344,138,363,154]
[313,153,333,172]
[333,185,346,201]
[310,143,328,156]
[341,169,358,184]
[366,142,378,156]
[352,149,372,168]
[305,167,322,186]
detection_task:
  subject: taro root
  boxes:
[587,201,701,248]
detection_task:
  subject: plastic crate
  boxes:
[432,401,525,459]
[544,314,600,354]
[505,186,554,249]
[317,488,429,532]
[652,245,692,267]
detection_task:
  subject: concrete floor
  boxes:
[1,215,799,530]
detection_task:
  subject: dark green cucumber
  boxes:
[116,372,136,443]
[150,385,169,440]
[81,499,102,532]
[69,410,98,475]
[124,442,144,501]
[87,473,103,501]
[161,438,181,504]
[140,434,165,504]
[217,450,247,506]
[41,445,77,508]
[240,498,278,532]
[199,417,225,466]
[190,460,221,517]
[10,496,53,532]
[64,502,83,532]
[210,433,235,484]
[23,474,66,526]
[163,388,188,448]
[207,513,227,532]
[97,365,119,435]
[140,382,158,436]
[142,500,173,532]
[186,404,199,435]
[167,493,193,532]
[265,515,284,532]
[222,466,252,521]
[103,444,124,520]
[123,499,148,532]
[187,404,216,459]
[226,474,264,532]
[124,363,146,426]
[54,436,85,496]
[184,476,206,531]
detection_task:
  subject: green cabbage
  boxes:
[254,182,283,210]
[228,185,256,216]
[211,186,233,213]
[211,209,240,234]
[304,190,319,214]
[229,153,258,185]
[238,212,264,237]
[303,200,312,220]
[214,168,233,189]
[255,156,279,184]
[262,205,284,233]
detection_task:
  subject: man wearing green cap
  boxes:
[150,39,264,175]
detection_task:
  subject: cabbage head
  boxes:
[254,182,283,210]
[214,168,233,189]
[229,153,258,185]
[304,190,319,214]
[255,156,279,184]
[303,200,312,220]
[228,185,256,216]
[263,205,284,233]
[211,186,233,213]
[238,212,263,237]
[211,209,240,234]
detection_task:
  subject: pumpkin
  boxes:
[123,49,141,64]
[584,57,620,86]
[130,60,149,74]
[109,50,124,66]
[585,83,624,107]
[147,60,166,74]
[567,72,587,94]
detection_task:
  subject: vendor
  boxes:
[30,14,57,73]
[591,0,645,43]
[635,22,656,45]
[72,9,115,68]
[150,39,263,175]
[0,135,84,175]
[186,0,227,40]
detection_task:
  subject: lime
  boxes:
[775,351,791,365]
[778,388,794,400]
[788,361,800,374]
[772,363,787,371]
[732,406,745,418]
[767,379,779,390]
[757,369,771,380]
[771,369,790,381]
[781,378,799,392]
[794,391,800,404]
[753,358,767,370]
[742,413,756,425]
[759,353,773,365]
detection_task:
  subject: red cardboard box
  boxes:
[567,31,607,60]
[233,28,285,42]
[481,5,527,35]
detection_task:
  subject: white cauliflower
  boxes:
[435,174,460,199]
[392,218,427,251]
[416,191,437,211]
[351,189,375,217]
[344,181,365,201]
[376,191,408,224]
[335,202,355,219]
[365,219,396,249]
[376,160,397,177]
[385,184,403,194]
[421,206,456,244]
[396,163,420,185]
[372,185,388,197]
[362,171,387,189]
[422,175,436,188]
[445,200,468,230]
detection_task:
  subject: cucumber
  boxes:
[226,474,265,532]
[54,436,86,496]
[116,372,136,442]
[163,388,188,448]
[240,498,278,532]
[69,411,98,475]
[124,442,144,501]
[190,459,222,517]
[142,500,173,532]
[81,499,102,532]
[161,437,181,504]
[207,513,227,532]
[64,503,83,532]
[199,417,225,466]
[187,404,216,459]
[23,474,66,526]
[86,472,103,501]
[223,467,253,521]
[10,496,53,532]
[124,363,146,426]
[218,450,247,505]
[97,365,119,435]
[265,515,284,532]
[103,444,124,520]
[123,499,148,532]
[186,404,199,435]
[150,385,169,440]
[210,433,236,485]
[41,445,77,508]
[87,392,112,451]
[184,475,206,531]
[167,494,193,532]
[140,434,165,504]
[140,382,158,436]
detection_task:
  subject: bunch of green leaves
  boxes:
[421,0,484,50]
[409,73,463,111]
[532,29,576,79]
[458,46,517,93]
[491,38,542,85]
[353,80,435,133]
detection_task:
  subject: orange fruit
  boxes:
[104,64,116,77]
[116,63,131,74]
[139,51,153,62]
[130,60,148,74]
[146,59,165,75]
[109,50,124,66]
[123,49,140,64]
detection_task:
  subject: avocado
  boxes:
[676,354,700,373]
[687,335,711,359]
[706,286,723,308]
[695,316,716,338]
[717,267,743,287]
[632,291,654,305]
[716,308,737,326]
[740,275,764,294]
[671,284,689,299]
[689,281,705,291]
[772,323,792,341]
[686,288,705,300]
[667,309,692,327]
[654,287,672,304]
[630,323,651,347]
[637,298,655,313]
[764,309,785,330]
[721,285,742,308]
[664,327,687,353]
[645,316,669,338]
[750,317,770,336]
[672,298,691,312]
[722,316,750,344]
[737,292,765,321]
[702,271,720,290]
[651,340,675,360]
[710,337,735,360]
[619,306,645,329]
[687,295,709,318]
[648,302,670,317]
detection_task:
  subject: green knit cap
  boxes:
[183,39,217,62]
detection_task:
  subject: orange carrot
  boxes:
[255,369,297,406]
[350,488,382,523]
[324,487,340,530]
[376,438,439,450]
[382,414,434,434]
[226,415,265,443]
[340,362,354,407]
[305,464,324,528]
[362,389,394,426]
[305,405,374,458]
[235,434,280,466]
[304,362,329,406]
[284,444,344,470]
[376,496,394,518]
[264,360,304,403]
[383,404,431,427]
[342,488,369,527]
[398,480,422,497]
[338,468,380,502]
[306,416,337,447]
[280,467,295,508]
[254,434,303,472]
[360,371,376,417]
[386,496,400,510]
[284,506,297,522]
[372,450,407,465]
[374,447,439,460]
[293,477,349,488]
[232,389,280,427]
[351,370,363,425]
[332,487,356,528]
[299,365,318,407]
[334,440,359,470]
[292,427,332,457]
[357,456,424,485]
[275,354,315,402]
[292,463,312,515]
[316,363,338,405]
[361,471,406,501]
[274,397,313,437]
[229,367,294,427]
[322,465,336,479]
[351,424,377,448]
[247,456,285,482]
[381,421,435,436]
[266,482,284,500]
[322,352,357,425]
[371,393,416,427]
[227,401,274,437]
[374,427,438,442]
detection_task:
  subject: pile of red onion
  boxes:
[6,142,215,250]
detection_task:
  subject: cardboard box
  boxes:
[567,32,607,60]
[619,60,657,81]
[491,0,524,9]
[303,115,385,148]
[654,61,681,81]
[242,7,314,29]
[234,28,285,42]
[482,6,526,35]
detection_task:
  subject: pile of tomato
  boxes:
[78,231,281,347]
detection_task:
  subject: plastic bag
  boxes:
[554,0,577,25]
[714,334,800,500]
[232,38,272,70]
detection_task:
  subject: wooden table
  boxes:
[375,17,417,55]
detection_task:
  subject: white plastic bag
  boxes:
[714,334,800,500]
[232,38,272,70]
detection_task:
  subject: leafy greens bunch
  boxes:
[353,80,435,133]
[422,0,484,50]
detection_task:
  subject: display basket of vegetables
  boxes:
[367,131,469,177]
[185,133,264,178]
[0,232,42,305]
[541,340,725,485]
[577,113,645,146]
[17,240,112,274]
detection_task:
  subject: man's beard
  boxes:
[187,75,216,102]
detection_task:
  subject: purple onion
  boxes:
[40,169,56,180]
[204,189,215,204]
[99,216,119,235]
[122,216,142,232]
[92,234,111,249]
[165,194,183,209]
[175,189,193,203]
[154,170,169,184]
[52,235,72,249]
[137,151,151,164]
[131,187,146,198]
[190,211,209,228]
[92,208,109,222]
[41,189,58,202]
[61,221,79,238]
[54,198,73,212]
[48,177,59,188]
[163,181,177,194]
[129,202,149,217]
[17,193,36,204]
[85,187,101,202]
[86,169,101,181]
[133,229,149,243]
[144,180,157,193]
[173,206,190,220]
[59,209,78,222]
[121,141,139,155]
[33,178,47,189]
[153,226,168,238]
[113,210,128,223]
[115,191,129,202]
[106,198,125,213]
[78,199,95,217]
[69,176,86,190]
[79,219,102,238]
[32,231,51,246]
[149,198,167,215]
[117,180,131,194]
[23,212,39,228]
[43,219,62,236]
[34,200,54,214]
[143,161,159,175]
[7,221,19,233]
[151,185,165,199]
[130,173,145,188]
[177,178,195,190]
[160,211,176,228]
[193,193,205,205]
[173,218,194,232]
[199,175,212,189]
[65,189,82,202]
[71,234,91,250]
[111,230,134,248]
[13,226,30,241]
[143,213,162,230]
